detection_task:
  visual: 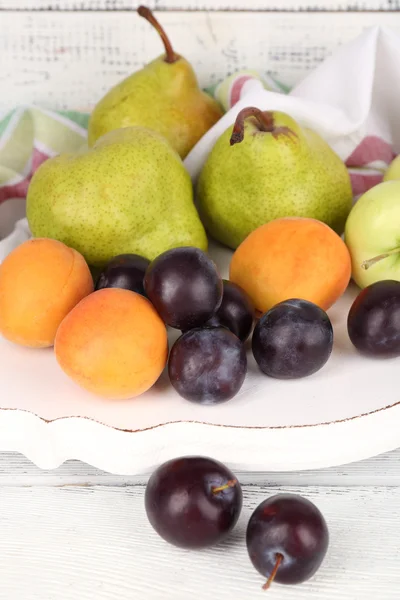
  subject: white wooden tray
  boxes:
[1,227,400,475]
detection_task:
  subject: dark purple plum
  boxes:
[95,253,150,296]
[205,279,255,342]
[252,299,333,379]
[168,327,247,404]
[145,456,243,549]
[246,493,329,589]
[347,279,400,357]
[144,247,223,330]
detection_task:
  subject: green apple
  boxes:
[384,155,400,182]
[345,180,400,288]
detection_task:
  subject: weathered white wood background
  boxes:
[1,1,400,599]
[0,3,399,112]
[2,449,400,600]
[0,1,398,9]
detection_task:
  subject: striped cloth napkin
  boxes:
[1,24,399,254]
[0,108,89,244]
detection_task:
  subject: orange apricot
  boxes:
[229,217,351,313]
[54,288,168,400]
[0,238,94,348]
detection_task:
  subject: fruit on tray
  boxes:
[205,279,255,342]
[383,155,400,181]
[168,327,247,404]
[26,127,207,268]
[87,6,223,158]
[145,456,242,548]
[95,253,150,296]
[196,106,353,249]
[0,238,93,348]
[55,288,168,399]
[144,247,223,330]
[345,180,400,288]
[246,493,329,589]
[230,217,351,314]
[252,299,333,379]
[347,280,400,357]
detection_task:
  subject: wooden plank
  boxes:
[1,448,400,486]
[1,483,400,599]
[0,11,398,112]
[0,1,397,11]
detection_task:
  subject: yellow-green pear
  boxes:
[196,107,353,249]
[26,127,207,267]
[87,6,223,159]
[383,155,400,181]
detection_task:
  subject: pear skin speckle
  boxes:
[196,111,353,249]
[26,127,208,267]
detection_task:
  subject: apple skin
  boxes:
[384,155,400,182]
[344,180,400,289]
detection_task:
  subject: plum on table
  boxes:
[246,493,329,590]
[145,456,243,549]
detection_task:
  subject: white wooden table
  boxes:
[1,450,400,599]
[1,0,400,598]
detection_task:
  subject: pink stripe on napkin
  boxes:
[350,172,384,197]
[345,136,396,168]
[230,76,255,108]
[0,147,49,205]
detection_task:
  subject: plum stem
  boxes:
[212,479,237,494]
[230,107,275,146]
[361,247,400,270]
[263,553,284,591]
[137,6,178,64]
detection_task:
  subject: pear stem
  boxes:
[262,553,284,591]
[211,479,237,494]
[137,6,178,64]
[361,247,400,270]
[230,107,274,146]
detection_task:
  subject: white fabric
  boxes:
[0,218,30,262]
[184,26,400,182]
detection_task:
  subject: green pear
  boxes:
[344,180,400,288]
[87,6,223,159]
[196,107,353,249]
[26,127,207,267]
[383,155,400,182]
